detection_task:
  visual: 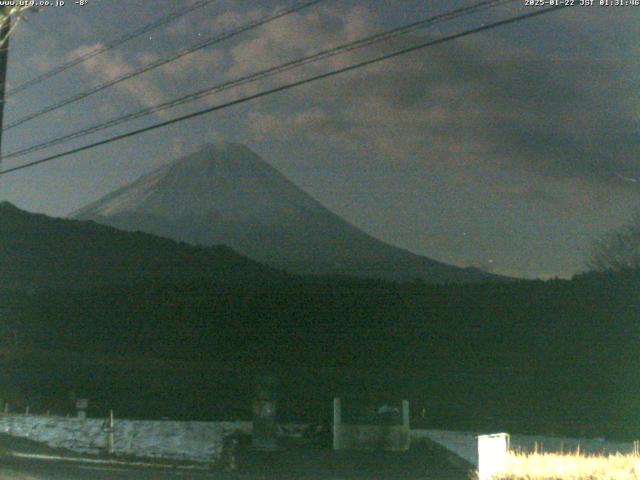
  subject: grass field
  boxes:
[495,450,640,480]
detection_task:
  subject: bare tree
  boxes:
[588,211,640,272]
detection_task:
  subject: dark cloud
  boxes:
[414,43,629,180]
[268,21,639,185]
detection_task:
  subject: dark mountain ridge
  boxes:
[1,201,286,292]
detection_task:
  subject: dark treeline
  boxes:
[1,201,287,292]
[1,270,639,438]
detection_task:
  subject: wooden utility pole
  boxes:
[0,7,11,162]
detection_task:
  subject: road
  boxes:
[0,433,469,479]
[0,456,225,479]
[0,452,469,479]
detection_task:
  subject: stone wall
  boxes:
[0,415,251,463]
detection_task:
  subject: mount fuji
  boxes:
[73,143,496,283]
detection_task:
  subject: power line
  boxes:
[3,0,326,130]
[4,0,217,98]
[0,5,569,178]
[1,0,516,163]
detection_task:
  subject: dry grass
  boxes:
[494,451,640,480]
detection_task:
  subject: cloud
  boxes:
[226,4,380,80]
[323,36,637,184]
[54,2,640,190]
[170,136,187,158]
[247,108,348,141]
[65,39,222,121]
[67,43,167,112]
[221,4,639,187]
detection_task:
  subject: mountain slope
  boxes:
[1,201,285,291]
[73,143,498,283]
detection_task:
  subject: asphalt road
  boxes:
[0,432,470,479]
[0,456,224,479]
[1,453,470,479]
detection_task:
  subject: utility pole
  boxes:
[0,7,10,163]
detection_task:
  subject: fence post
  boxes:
[333,398,342,451]
[401,400,411,451]
[477,433,510,480]
[103,409,114,455]
[401,400,410,429]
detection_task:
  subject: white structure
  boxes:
[477,433,510,480]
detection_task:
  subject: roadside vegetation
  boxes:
[495,451,640,480]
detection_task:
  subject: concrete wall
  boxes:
[333,398,410,451]
[0,415,251,463]
[336,424,410,451]
[411,430,479,465]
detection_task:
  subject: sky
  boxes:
[0,0,638,279]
